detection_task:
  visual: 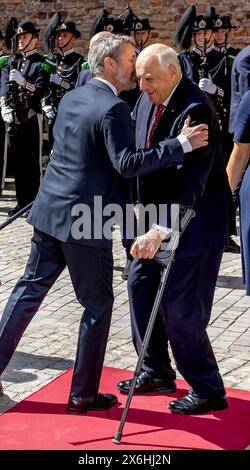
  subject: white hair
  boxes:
[139,44,181,70]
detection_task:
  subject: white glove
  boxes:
[42,105,56,120]
[50,73,62,86]
[9,69,25,86]
[198,78,217,95]
[50,73,70,90]
[1,105,13,123]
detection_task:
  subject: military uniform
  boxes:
[176,8,240,252]
[0,21,49,215]
[42,21,85,149]
[0,51,9,195]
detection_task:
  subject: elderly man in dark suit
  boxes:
[118,44,231,414]
[0,35,208,414]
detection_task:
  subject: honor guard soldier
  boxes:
[175,7,240,253]
[132,16,153,54]
[0,20,49,216]
[42,19,85,149]
[0,28,9,197]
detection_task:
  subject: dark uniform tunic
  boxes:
[179,45,240,235]
[0,53,9,194]
[43,49,85,149]
[0,50,49,208]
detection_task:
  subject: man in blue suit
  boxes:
[118,44,231,414]
[0,35,208,414]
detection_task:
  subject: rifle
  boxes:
[200,36,209,79]
[5,37,28,135]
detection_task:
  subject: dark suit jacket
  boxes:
[28,78,184,246]
[133,75,231,256]
[229,45,250,134]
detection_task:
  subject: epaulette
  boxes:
[0,55,10,70]
[41,57,57,74]
[80,61,90,71]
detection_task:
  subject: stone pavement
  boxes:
[0,183,250,440]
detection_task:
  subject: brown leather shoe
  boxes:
[66,393,118,414]
[0,379,3,396]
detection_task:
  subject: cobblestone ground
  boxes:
[0,184,250,422]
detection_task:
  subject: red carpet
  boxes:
[0,367,249,450]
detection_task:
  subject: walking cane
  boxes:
[0,201,33,231]
[112,205,195,444]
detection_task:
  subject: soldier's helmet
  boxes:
[15,20,40,38]
[90,8,124,37]
[174,5,196,50]
[193,7,217,32]
[54,20,81,39]
[119,6,137,36]
[132,17,153,32]
[213,14,236,31]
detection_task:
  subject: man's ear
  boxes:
[103,56,114,69]
[168,63,177,78]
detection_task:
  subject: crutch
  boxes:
[0,201,34,231]
[112,204,195,444]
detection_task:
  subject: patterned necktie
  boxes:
[146,104,165,147]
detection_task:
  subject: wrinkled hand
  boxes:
[42,105,55,120]
[181,115,208,150]
[1,105,13,123]
[9,69,25,86]
[198,78,217,95]
[130,228,166,259]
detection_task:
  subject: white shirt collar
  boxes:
[21,49,37,58]
[193,46,213,55]
[213,43,231,53]
[94,77,118,96]
[62,48,75,57]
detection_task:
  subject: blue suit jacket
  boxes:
[28,79,184,246]
[229,45,250,134]
[134,76,231,256]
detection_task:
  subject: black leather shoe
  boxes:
[66,393,118,414]
[0,379,3,396]
[224,237,240,254]
[8,204,23,217]
[169,390,228,414]
[117,370,176,395]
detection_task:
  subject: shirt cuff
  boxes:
[177,134,192,153]
[152,223,172,238]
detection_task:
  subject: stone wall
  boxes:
[0,0,249,55]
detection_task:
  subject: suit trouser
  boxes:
[0,228,114,398]
[9,115,42,207]
[128,248,226,398]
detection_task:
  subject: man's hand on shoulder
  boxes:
[180,115,208,150]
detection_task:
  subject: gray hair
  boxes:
[88,34,135,76]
